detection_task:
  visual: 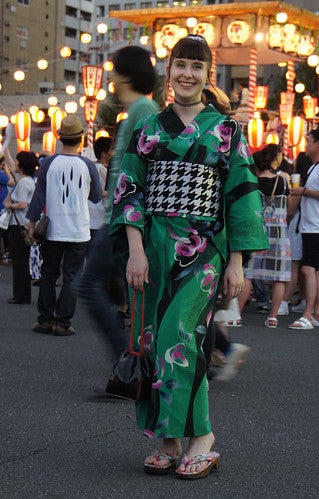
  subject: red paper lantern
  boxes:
[15,110,31,141]
[116,111,128,124]
[266,133,280,145]
[84,100,98,123]
[248,118,264,149]
[17,137,30,152]
[280,92,295,105]
[32,109,45,123]
[292,136,307,160]
[254,86,268,110]
[51,109,67,139]
[279,104,293,125]
[82,66,104,99]
[288,116,304,146]
[42,131,56,154]
[303,96,318,120]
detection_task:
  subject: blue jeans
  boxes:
[76,225,128,359]
[252,279,269,307]
[38,240,88,328]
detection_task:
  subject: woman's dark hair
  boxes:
[93,137,113,160]
[112,46,155,95]
[202,88,230,116]
[295,152,313,185]
[252,150,263,172]
[258,144,282,172]
[60,137,82,146]
[308,127,319,143]
[16,151,39,177]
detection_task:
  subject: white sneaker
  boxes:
[291,299,306,314]
[215,343,251,382]
[277,301,289,315]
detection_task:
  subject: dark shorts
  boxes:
[301,233,319,271]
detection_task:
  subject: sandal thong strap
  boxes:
[153,450,176,462]
[181,451,220,467]
[290,317,313,329]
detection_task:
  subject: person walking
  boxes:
[289,128,319,330]
[76,46,159,359]
[109,34,268,479]
[3,151,38,304]
[27,115,102,336]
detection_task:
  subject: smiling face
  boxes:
[168,58,209,104]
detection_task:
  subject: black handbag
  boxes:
[34,215,50,241]
[12,210,32,246]
[106,289,153,401]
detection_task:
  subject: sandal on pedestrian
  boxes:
[265,317,278,328]
[311,315,319,327]
[144,450,178,475]
[289,316,313,330]
[227,319,242,327]
[176,451,220,480]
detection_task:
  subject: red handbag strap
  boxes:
[129,288,145,355]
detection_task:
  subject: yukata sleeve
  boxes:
[109,126,147,239]
[224,130,269,253]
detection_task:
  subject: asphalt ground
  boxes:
[0,262,318,498]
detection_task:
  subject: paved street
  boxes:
[0,262,318,498]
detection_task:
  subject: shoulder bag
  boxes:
[34,214,50,241]
[106,288,153,401]
[12,210,32,246]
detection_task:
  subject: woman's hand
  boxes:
[126,225,149,291]
[223,251,244,300]
[3,199,11,210]
[290,187,304,197]
[126,250,149,291]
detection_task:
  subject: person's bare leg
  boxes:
[310,270,319,322]
[176,432,215,473]
[300,266,317,321]
[283,260,300,303]
[269,281,285,318]
[238,278,252,314]
[144,438,182,468]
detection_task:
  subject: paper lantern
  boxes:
[65,101,78,114]
[103,60,113,72]
[51,109,67,139]
[60,46,71,58]
[82,66,104,99]
[77,134,85,153]
[288,116,304,146]
[303,96,318,120]
[280,92,295,105]
[266,133,280,145]
[268,25,283,49]
[17,137,30,152]
[297,35,315,57]
[14,70,25,81]
[0,114,9,128]
[97,22,108,35]
[37,58,48,70]
[32,109,45,123]
[95,129,110,140]
[292,136,307,160]
[279,104,293,125]
[283,24,299,55]
[194,22,215,46]
[81,32,91,44]
[247,118,264,149]
[161,24,180,50]
[254,86,268,110]
[116,111,128,124]
[84,100,98,123]
[42,131,56,154]
[15,110,31,141]
[227,20,250,45]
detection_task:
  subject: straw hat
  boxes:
[57,115,83,140]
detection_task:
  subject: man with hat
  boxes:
[27,115,102,336]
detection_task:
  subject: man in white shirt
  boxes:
[27,116,102,335]
[290,128,319,330]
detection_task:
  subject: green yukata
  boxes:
[110,104,268,439]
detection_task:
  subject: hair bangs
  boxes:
[171,37,212,64]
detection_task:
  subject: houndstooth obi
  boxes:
[145,160,222,217]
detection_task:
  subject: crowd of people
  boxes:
[0,34,318,481]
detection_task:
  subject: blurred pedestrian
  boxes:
[27,115,102,336]
[3,151,38,304]
[109,34,267,479]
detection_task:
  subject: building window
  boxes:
[97,6,105,17]
[109,4,120,10]
[124,3,135,9]
[16,26,29,39]
[16,59,28,69]
[65,70,76,82]
[66,6,77,17]
[141,1,152,7]
[65,27,77,38]
[80,11,91,22]
[157,1,169,6]
[18,0,29,5]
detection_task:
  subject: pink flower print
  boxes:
[165,343,189,372]
[206,310,213,327]
[123,204,142,223]
[140,326,153,354]
[237,140,251,160]
[152,380,163,389]
[169,227,207,267]
[201,263,219,299]
[137,126,161,155]
[144,429,155,438]
[208,123,232,155]
[114,172,128,205]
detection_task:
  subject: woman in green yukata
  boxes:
[110,35,268,480]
